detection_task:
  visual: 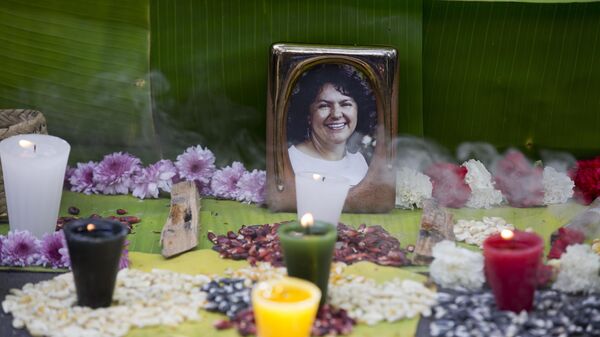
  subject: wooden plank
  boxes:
[160,181,200,258]
[412,199,455,265]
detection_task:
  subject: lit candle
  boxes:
[294,172,350,225]
[64,218,128,308]
[279,213,336,306]
[483,229,544,312]
[252,277,321,337]
[0,134,70,238]
[300,212,314,235]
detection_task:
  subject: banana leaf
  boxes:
[0,0,157,163]
[149,0,424,168]
[445,1,600,3]
[423,0,600,159]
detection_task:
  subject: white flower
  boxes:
[543,166,574,205]
[430,241,485,291]
[361,135,373,146]
[552,244,600,293]
[462,159,503,208]
[395,167,432,209]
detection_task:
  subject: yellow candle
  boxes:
[252,277,321,337]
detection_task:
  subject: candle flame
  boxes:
[312,173,321,181]
[19,139,35,150]
[86,223,96,232]
[500,229,514,240]
[300,213,314,228]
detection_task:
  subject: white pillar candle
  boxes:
[0,134,70,238]
[295,172,350,225]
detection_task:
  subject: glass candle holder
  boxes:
[64,218,128,308]
[483,230,544,312]
[0,134,70,238]
[252,277,321,337]
[279,217,337,306]
[295,172,350,225]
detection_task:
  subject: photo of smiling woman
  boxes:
[286,63,378,186]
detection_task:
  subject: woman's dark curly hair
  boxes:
[286,63,377,149]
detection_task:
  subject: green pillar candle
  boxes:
[278,218,337,306]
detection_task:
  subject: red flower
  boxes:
[425,163,471,208]
[570,157,600,205]
[493,150,544,207]
[547,227,585,259]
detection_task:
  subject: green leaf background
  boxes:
[0,0,599,166]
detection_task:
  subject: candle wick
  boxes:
[33,144,37,153]
[304,224,310,235]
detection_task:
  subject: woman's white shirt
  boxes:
[288,145,368,186]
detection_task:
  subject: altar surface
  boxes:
[0,192,587,337]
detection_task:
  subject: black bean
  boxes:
[68,206,80,215]
[430,290,600,337]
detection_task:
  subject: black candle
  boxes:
[64,218,128,308]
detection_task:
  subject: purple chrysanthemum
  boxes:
[211,161,246,199]
[64,166,75,190]
[154,159,178,192]
[69,161,98,195]
[175,146,216,194]
[236,169,267,204]
[132,160,177,199]
[1,231,41,267]
[40,231,69,268]
[119,240,130,269]
[93,152,141,195]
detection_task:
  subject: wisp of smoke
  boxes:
[393,136,453,172]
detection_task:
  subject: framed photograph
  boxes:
[266,43,398,213]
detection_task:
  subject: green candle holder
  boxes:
[278,220,337,306]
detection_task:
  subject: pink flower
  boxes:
[1,231,41,267]
[132,160,177,199]
[64,166,75,190]
[211,162,247,199]
[69,161,98,195]
[40,231,69,268]
[175,146,216,195]
[94,152,141,195]
[570,157,600,205]
[236,169,266,204]
[425,163,471,208]
[119,240,130,269]
[494,150,544,207]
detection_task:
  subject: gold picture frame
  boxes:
[266,43,398,213]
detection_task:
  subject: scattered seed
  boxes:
[201,278,251,319]
[430,289,600,337]
[216,304,355,336]
[55,214,141,233]
[119,216,141,224]
[2,269,210,337]
[208,223,412,267]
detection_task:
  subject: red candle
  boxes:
[483,230,544,312]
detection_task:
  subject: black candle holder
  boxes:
[64,218,128,308]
